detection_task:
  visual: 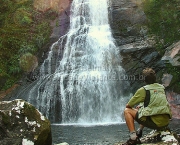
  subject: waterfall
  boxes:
[21,0,130,124]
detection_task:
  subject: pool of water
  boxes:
[51,119,180,145]
[51,123,143,145]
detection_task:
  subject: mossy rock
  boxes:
[0,99,52,145]
[19,53,38,73]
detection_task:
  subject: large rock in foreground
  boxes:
[0,99,52,145]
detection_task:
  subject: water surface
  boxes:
[51,119,180,145]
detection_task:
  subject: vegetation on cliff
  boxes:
[0,0,58,90]
[143,0,180,49]
[142,0,180,93]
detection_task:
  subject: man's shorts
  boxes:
[135,112,167,130]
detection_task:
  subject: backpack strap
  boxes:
[143,87,150,107]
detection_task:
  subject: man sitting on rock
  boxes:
[122,68,172,145]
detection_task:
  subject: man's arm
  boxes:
[127,87,146,108]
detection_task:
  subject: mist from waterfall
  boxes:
[21,0,130,124]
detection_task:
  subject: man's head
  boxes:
[142,68,156,84]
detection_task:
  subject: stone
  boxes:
[140,129,179,144]
[0,99,52,145]
[161,74,173,87]
[162,41,180,66]
[19,53,38,73]
[115,130,179,145]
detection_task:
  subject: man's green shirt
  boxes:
[128,87,170,127]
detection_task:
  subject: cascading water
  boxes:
[19,0,130,124]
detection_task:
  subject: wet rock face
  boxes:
[110,0,147,45]
[27,0,71,81]
[110,0,180,120]
[109,0,159,92]
[119,41,165,92]
[0,99,52,145]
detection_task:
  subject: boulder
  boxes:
[162,41,180,66]
[19,53,38,73]
[0,99,52,145]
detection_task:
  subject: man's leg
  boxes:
[124,108,138,132]
[122,108,141,144]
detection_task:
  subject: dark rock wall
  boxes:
[110,0,147,46]
[119,43,165,92]
[110,0,161,92]
[110,0,180,119]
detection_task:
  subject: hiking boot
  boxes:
[136,129,142,138]
[122,137,141,145]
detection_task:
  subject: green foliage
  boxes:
[8,55,21,74]
[13,7,33,26]
[3,78,17,90]
[18,43,37,54]
[142,0,180,52]
[0,0,58,91]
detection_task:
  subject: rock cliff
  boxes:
[110,0,180,120]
